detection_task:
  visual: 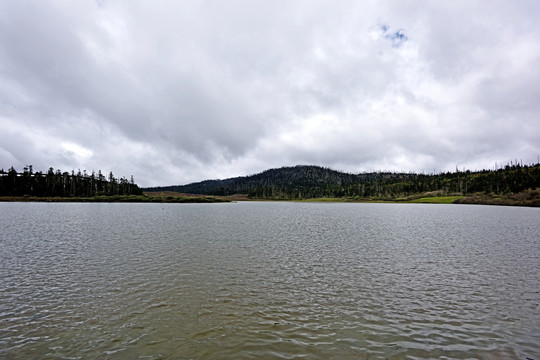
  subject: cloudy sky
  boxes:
[1,1,539,186]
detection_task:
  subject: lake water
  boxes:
[0,202,539,359]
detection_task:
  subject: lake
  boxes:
[0,202,539,359]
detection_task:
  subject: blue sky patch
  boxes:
[379,23,408,47]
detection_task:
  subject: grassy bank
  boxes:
[292,196,464,204]
[454,189,540,207]
[10,190,530,206]
[253,190,540,207]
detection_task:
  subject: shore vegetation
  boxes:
[145,161,540,207]
[0,166,228,203]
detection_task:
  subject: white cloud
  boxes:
[60,142,93,159]
[1,0,539,186]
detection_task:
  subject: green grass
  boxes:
[296,197,354,202]
[407,196,465,204]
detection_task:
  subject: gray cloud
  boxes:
[1,0,539,186]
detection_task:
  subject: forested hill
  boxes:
[146,165,361,197]
[144,163,540,199]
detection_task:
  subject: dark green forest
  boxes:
[0,165,143,197]
[145,162,540,200]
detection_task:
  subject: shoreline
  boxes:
[2,189,538,207]
[0,195,230,203]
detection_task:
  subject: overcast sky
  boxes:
[1,1,539,186]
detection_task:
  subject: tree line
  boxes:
[0,165,143,197]
[145,163,540,200]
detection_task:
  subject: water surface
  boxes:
[1,202,539,359]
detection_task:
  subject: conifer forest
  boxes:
[0,166,143,197]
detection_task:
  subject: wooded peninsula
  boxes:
[0,166,225,203]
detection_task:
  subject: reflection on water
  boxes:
[1,202,539,359]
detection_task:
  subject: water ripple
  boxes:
[1,202,539,359]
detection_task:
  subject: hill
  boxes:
[144,163,540,201]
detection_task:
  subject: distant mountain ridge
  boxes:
[143,164,540,199]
